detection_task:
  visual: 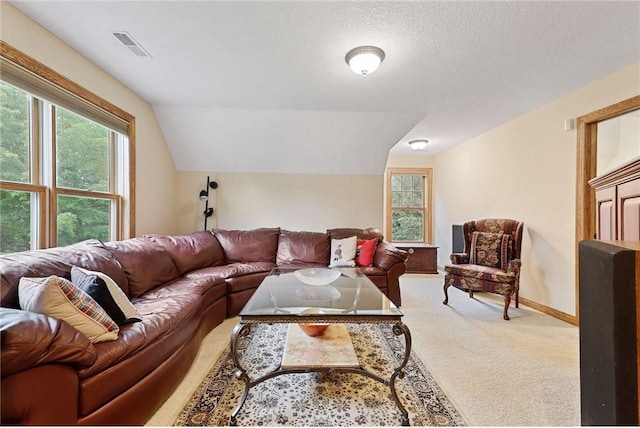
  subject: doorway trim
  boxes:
[575,95,640,323]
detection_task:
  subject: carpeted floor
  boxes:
[146,273,580,426]
[174,323,465,426]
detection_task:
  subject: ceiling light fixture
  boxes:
[345,45,385,77]
[408,139,429,150]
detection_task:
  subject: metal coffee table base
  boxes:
[229,321,412,426]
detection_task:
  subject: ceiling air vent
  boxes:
[111,31,152,57]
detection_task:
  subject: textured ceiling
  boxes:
[8,1,640,175]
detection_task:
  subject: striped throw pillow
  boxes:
[19,275,119,343]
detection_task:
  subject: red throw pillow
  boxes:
[355,238,378,267]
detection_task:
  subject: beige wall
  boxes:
[597,109,640,175]
[6,2,640,317]
[1,3,179,237]
[174,171,383,234]
[434,62,640,317]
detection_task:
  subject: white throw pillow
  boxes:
[71,266,141,325]
[19,275,119,343]
[328,236,358,268]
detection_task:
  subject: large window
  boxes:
[385,168,433,243]
[0,42,134,254]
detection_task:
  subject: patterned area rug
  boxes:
[174,323,465,426]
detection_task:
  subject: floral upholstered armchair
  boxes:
[443,219,524,320]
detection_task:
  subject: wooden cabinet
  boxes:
[392,243,438,274]
[590,157,640,241]
[618,178,640,241]
[595,186,617,240]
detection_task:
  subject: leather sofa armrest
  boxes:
[450,253,469,264]
[373,241,408,271]
[1,308,96,378]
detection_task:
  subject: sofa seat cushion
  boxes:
[213,227,280,263]
[141,276,225,310]
[77,292,201,416]
[184,265,240,281]
[226,271,270,294]
[77,291,200,380]
[276,230,330,265]
[227,261,276,277]
[105,238,179,298]
[136,276,215,299]
[1,240,127,307]
[444,264,515,283]
[148,231,225,275]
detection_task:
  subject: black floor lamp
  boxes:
[199,176,218,230]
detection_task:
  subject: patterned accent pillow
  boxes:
[329,236,357,268]
[18,275,119,343]
[71,266,141,325]
[469,232,511,270]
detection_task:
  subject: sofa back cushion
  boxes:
[0,239,127,308]
[105,238,179,298]
[276,230,330,265]
[327,227,384,241]
[213,227,280,263]
[149,231,225,275]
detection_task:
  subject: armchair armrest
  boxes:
[450,253,469,264]
[1,308,96,378]
[373,241,408,271]
[506,259,522,276]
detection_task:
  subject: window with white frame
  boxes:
[0,43,134,253]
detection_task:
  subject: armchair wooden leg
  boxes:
[468,289,474,298]
[443,283,450,305]
[515,290,519,308]
[503,294,511,320]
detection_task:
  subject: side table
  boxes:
[392,243,438,274]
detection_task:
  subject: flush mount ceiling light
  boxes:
[408,139,429,150]
[345,45,385,77]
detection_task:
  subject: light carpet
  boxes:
[174,323,465,426]
[147,273,580,426]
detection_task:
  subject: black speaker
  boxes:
[452,224,464,253]
[578,240,638,426]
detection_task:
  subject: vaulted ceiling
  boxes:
[9,1,640,175]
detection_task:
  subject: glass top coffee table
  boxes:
[229,267,412,426]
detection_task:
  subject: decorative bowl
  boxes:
[293,268,341,286]
[294,285,341,302]
[299,308,329,337]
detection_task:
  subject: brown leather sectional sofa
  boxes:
[0,227,407,425]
